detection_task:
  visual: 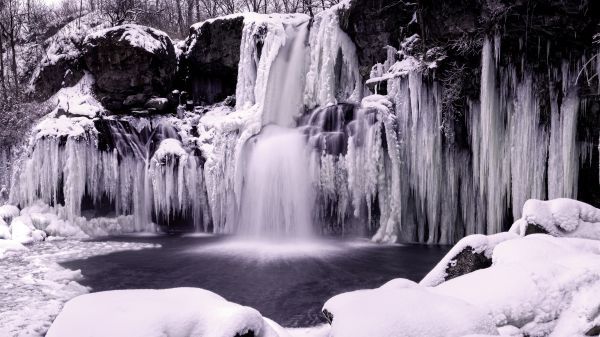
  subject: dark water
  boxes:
[60,235,449,327]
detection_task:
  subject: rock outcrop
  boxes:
[178,16,245,105]
[83,24,177,112]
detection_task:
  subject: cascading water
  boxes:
[238,126,315,236]
[236,19,315,236]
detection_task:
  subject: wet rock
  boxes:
[123,94,148,107]
[444,246,492,282]
[83,24,177,112]
[323,308,334,324]
[178,16,244,104]
[524,223,549,235]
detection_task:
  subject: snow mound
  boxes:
[420,232,517,287]
[323,279,498,337]
[85,24,172,54]
[0,239,27,258]
[152,139,187,162]
[47,288,287,337]
[510,198,600,240]
[433,235,600,336]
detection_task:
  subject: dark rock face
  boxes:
[339,0,416,78]
[178,16,244,105]
[31,58,85,101]
[444,247,492,282]
[524,223,549,235]
[83,24,177,112]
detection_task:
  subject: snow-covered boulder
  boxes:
[432,235,600,336]
[46,288,288,337]
[510,198,600,240]
[0,218,12,239]
[0,204,20,223]
[29,13,109,101]
[323,279,498,337]
[420,233,517,287]
[83,24,177,111]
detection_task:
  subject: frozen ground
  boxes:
[0,239,159,337]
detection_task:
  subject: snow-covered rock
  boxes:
[83,24,177,111]
[0,204,20,223]
[510,198,600,240]
[46,288,288,337]
[28,12,109,100]
[323,279,498,337]
[420,232,517,287]
[432,235,600,336]
[0,218,11,239]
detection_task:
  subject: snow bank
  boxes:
[323,279,498,337]
[420,232,517,287]
[47,288,287,337]
[510,198,600,240]
[433,235,600,336]
[0,239,159,337]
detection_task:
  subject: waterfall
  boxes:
[238,126,314,236]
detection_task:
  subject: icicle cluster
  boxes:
[10,115,210,233]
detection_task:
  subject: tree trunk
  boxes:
[0,30,7,103]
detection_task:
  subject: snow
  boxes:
[0,204,20,222]
[420,232,518,287]
[85,24,172,54]
[0,218,11,239]
[510,198,600,240]
[323,278,498,337]
[46,288,286,337]
[28,12,109,92]
[0,239,27,258]
[432,235,600,337]
[0,239,159,337]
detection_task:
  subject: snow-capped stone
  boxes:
[28,12,110,100]
[46,288,287,337]
[0,204,20,223]
[433,235,600,337]
[323,279,498,337]
[0,218,11,240]
[420,232,517,287]
[510,198,600,240]
[144,97,170,112]
[83,24,177,111]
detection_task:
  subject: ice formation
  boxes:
[6,7,598,243]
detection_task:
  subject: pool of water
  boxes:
[60,235,449,327]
